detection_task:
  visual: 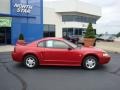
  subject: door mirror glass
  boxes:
[68,47,73,50]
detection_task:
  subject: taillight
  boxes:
[14,47,16,53]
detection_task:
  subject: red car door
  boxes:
[42,40,81,65]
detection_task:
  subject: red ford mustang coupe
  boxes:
[12,38,111,70]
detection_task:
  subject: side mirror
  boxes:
[68,47,73,50]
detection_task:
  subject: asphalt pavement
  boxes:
[0,52,120,90]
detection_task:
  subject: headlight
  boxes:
[102,51,109,56]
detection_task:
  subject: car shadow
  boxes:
[96,65,108,70]
[38,65,82,70]
[14,62,108,71]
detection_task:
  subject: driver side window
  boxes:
[46,40,69,49]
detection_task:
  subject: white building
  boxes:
[43,0,101,38]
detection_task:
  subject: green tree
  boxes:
[84,23,96,38]
[19,33,24,40]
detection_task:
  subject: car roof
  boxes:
[27,37,64,46]
[38,37,64,42]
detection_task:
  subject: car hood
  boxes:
[77,46,104,52]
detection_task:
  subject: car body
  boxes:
[12,38,111,70]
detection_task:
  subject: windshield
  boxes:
[64,39,78,48]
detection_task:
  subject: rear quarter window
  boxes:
[38,41,45,47]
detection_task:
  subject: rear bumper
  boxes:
[11,51,23,62]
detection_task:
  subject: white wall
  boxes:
[44,8,58,24]
[43,7,62,37]
[0,0,10,14]
[44,0,101,17]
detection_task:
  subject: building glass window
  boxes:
[63,28,84,38]
[75,29,79,35]
[68,28,73,36]
[44,24,55,37]
[62,15,74,22]
[62,15,97,24]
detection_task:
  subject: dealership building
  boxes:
[0,0,101,45]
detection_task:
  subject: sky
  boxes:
[44,0,120,34]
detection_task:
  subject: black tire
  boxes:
[24,55,39,69]
[82,56,98,70]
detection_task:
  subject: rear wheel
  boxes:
[83,56,98,70]
[24,55,38,69]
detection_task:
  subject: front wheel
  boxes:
[82,56,98,70]
[24,55,38,69]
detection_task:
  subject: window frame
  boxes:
[37,41,46,47]
[37,40,72,49]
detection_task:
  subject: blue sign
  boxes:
[11,0,43,44]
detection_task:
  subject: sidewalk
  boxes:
[96,41,120,53]
[0,45,14,52]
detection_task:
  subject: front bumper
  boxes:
[100,55,111,64]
